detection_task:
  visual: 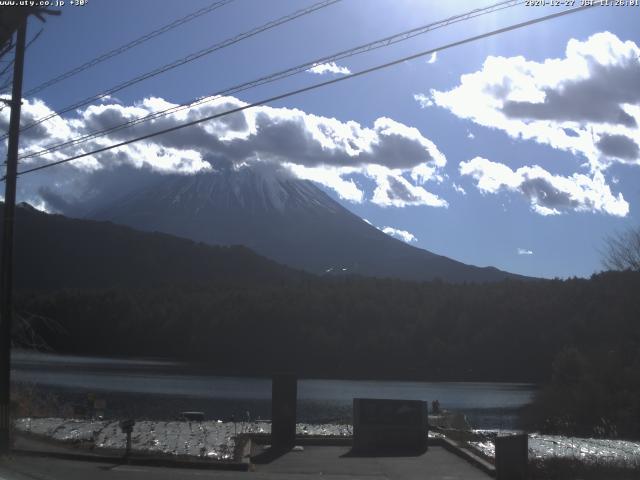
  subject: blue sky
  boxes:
[3,0,640,279]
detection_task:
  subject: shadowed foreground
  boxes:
[0,445,490,480]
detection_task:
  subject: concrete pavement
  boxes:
[0,445,492,479]
[254,445,492,479]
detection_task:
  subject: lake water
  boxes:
[12,350,536,429]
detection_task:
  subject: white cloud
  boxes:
[427,52,437,64]
[423,32,640,172]
[381,226,418,243]
[307,61,351,75]
[364,219,418,244]
[517,248,534,255]
[367,165,448,208]
[4,94,448,213]
[413,32,640,217]
[414,93,433,108]
[467,132,475,139]
[285,164,364,203]
[26,199,51,213]
[452,183,467,195]
[460,157,629,217]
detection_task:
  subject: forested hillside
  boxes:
[4,203,304,290]
[17,271,640,385]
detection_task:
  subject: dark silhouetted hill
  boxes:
[3,202,303,290]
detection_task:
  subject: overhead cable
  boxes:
[18,0,522,161]
[0,0,235,97]
[3,0,341,141]
[12,2,599,179]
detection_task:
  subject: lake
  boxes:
[12,350,536,429]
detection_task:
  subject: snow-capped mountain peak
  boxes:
[89,165,523,283]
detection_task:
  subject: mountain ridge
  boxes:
[88,167,527,283]
[3,202,304,291]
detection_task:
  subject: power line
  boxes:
[2,0,341,141]
[11,2,599,180]
[18,0,523,162]
[0,0,234,97]
[0,29,43,112]
[0,41,14,63]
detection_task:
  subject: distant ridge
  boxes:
[3,202,303,291]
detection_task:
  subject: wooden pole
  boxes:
[0,17,27,453]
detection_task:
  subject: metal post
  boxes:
[119,419,135,460]
[125,431,132,458]
[495,433,529,480]
[271,374,297,449]
[0,18,27,453]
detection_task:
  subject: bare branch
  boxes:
[12,310,67,352]
[602,227,640,271]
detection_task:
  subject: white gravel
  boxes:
[20,418,640,469]
[15,418,352,460]
[469,431,640,468]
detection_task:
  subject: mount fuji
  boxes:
[88,166,524,283]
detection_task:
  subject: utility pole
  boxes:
[0,17,27,453]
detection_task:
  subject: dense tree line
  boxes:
[15,271,640,437]
[525,345,640,439]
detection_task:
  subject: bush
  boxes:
[10,383,72,418]
[525,347,640,439]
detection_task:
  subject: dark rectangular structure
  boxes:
[271,374,297,448]
[353,398,428,453]
[495,433,528,480]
